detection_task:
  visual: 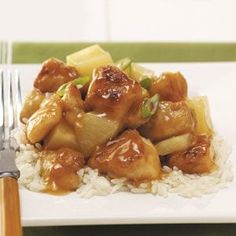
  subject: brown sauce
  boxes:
[40,148,84,194]
[34,58,79,93]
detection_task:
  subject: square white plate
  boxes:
[2,62,236,226]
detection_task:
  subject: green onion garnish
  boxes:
[57,76,90,97]
[140,77,152,90]
[141,94,159,118]
[57,83,69,97]
[115,57,132,70]
[73,76,90,86]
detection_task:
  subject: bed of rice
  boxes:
[14,127,234,198]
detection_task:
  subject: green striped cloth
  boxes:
[12,42,236,63]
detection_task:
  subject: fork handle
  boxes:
[0,177,22,236]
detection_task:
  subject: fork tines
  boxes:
[0,70,22,150]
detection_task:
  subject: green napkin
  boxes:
[12,42,236,63]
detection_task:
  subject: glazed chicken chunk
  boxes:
[125,89,150,129]
[34,58,79,93]
[89,130,161,182]
[26,94,62,143]
[140,101,196,142]
[149,72,187,102]
[85,65,144,121]
[20,88,45,122]
[40,148,85,192]
[167,135,216,174]
[61,83,84,125]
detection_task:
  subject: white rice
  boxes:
[15,127,233,198]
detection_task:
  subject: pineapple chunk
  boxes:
[44,120,78,150]
[115,57,132,75]
[66,44,113,76]
[130,63,155,83]
[187,96,213,135]
[75,112,120,157]
[155,133,196,156]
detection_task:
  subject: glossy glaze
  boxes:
[168,135,216,174]
[89,130,161,182]
[149,72,187,102]
[34,58,79,93]
[85,65,143,120]
[40,148,84,193]
[140,101,196,142]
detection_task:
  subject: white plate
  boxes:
[3,63,236,226]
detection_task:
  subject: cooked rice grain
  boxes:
[15,129,233,198]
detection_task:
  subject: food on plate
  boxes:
[67,44,113,76]
[139,101,196,142]
[130,62,155,84]
[26,94,62,143]
[187,96,213,135]
[73,112,120,157]
[34,58,79,93]
[155,133,196,156]
[85,65,144,120]
[89,130,161,182]
[149,72,187,102]
[20,88,45,122]
[16,44,232,197]
[40,148,84,192]
[44,119,79,151]
[167,135,216,174]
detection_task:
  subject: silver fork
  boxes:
[0,70,22,236]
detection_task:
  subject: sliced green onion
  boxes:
[115,57,132,70]
[140,77,152,90]
[72,76,90,86]
[57,76,91,97]
[57,83,70,97]
[141,94,159,118]
[130,63,154,83]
